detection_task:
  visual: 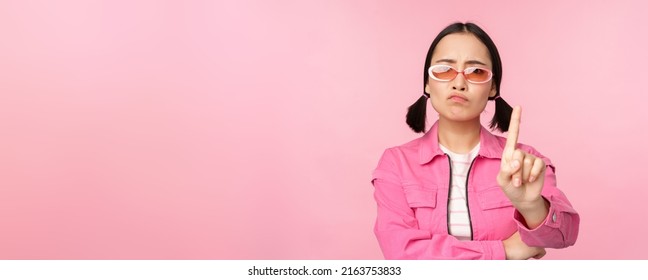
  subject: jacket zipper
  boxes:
[446,154,477,240]
[465,157,477,240]
[445,154,452,235]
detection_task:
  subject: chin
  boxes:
[441,111,480,122]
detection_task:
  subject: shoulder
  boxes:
[373,135,425,174]
[378,136,422,161]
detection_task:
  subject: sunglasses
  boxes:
[428,64,493,84]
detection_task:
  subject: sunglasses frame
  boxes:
[427,64,494,84]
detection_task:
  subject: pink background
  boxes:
[1,0,646,259]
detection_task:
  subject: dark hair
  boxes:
[406,22,513,133]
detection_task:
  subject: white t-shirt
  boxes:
[439,142,480,241]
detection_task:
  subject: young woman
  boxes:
[371,22,580,260]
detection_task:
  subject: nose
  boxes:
[452,71,467,91]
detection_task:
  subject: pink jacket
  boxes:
[371,121,580,259]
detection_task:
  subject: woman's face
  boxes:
[425,32,497,122]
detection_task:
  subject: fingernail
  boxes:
[514,178,521,187]
[511,160,519,169]
[529,176,535,182]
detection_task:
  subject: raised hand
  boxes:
[496,106,548,219]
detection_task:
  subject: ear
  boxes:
[425,84,431,94]
[489,85,497,98]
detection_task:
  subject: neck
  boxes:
[437,117,481,154]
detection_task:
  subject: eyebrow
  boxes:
[434,59,488,66]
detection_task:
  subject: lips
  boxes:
[449,93,468,102]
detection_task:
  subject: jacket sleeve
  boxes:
[513,148,580,248]
[371,149,506,260]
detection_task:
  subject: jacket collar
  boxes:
[418,120,505,164]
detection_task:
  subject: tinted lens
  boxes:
[430,65,457,81]
[464,67,492,83]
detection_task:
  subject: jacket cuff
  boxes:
[513,196,567,247]
[513,196,562,232]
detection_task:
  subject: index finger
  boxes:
[504,106,521,153]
